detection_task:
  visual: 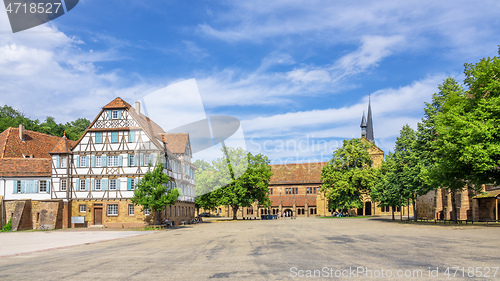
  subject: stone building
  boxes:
[0,126,76,230]
[0,97,196,230]
[203,99,413,218]
[416,185,499,221]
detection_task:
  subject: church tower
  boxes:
[361,97,374,143]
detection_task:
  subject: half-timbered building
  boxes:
[1,97,196,229]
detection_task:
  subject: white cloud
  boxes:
[0,12,155,123]
[197,1,500,58]
[337,35,404,75]
[240,74,449,155]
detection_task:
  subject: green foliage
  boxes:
[0,105,39,132]
[193,159,219,211]
[64,118,91,141]
[1,218,12,232]
[370,153,401,210]
[0,105,90,141]
[321,138,377,210]
[131,163,179,224]
[194,147,273,220]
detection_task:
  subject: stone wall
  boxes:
[71,199,195,228]
[5,200,32,231]
[4,199,64,230]
[31,200,64,230]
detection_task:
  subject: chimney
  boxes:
[135,101,141,115]
[19,124,25,141]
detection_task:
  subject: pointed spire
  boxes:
[366,96,374,143]
[360,111,367,138]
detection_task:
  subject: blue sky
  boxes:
[1,1,500,164]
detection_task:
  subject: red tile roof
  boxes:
[0,158,51,177]
[102,97,132,109]
[0,127,76,159]
[163,133,189,154]
[270,162,327,184]
[49,135,73,154]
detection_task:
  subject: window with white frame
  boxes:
[107,204,118,216]
[80,156,87,167]
[144,154,150,166]
[95,179,101,191]
[80,180,86,191]
[80,204,86,212]
[144,208,150,215]
[108,155,118,167]
[112,110,119,119]
[39,180,47,193]
[128,204,134,216]
[16,181,21,193]
[109,179,117,190]
[130,178,136,190]
[61,157,67,168]
[60,179,67,191]
[95,156,101,167]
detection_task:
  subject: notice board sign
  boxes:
[71,216,85,224]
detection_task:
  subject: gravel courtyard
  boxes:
[0,218,498,280]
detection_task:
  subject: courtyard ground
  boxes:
[0,217,499,280]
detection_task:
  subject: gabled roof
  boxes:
[127,108,168,152]
[102,97,132,109]
[0,127,76,159]
[81,98,168,153]
[0,158,51,177]
[162,133,189,154]
[361,136,384,154]
[49,135,73,154]
[270,162,327,184]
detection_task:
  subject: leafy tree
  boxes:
[193,159,219,213]
[458,49,500,184]
[131,163,179,224]
[64,118,91,141]
[416,77,467,222]
[430,50,500,221]
[0,104,90,141]
[370,153,401,220]
[321,138,377,210]
[0,105,39,132]
[39,116,65,136]
[394,125,432,221]
[195,148,273,220]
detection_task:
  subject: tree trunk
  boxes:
[400,197,402,221]
[392,207,395,221]
[412,196,417,222]
[407,198,410,220]
[451,190,458,223]
[232,205,238,220]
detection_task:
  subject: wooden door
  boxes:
[94,208,103,225]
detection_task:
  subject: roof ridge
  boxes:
[1,127,12,158]
[8,126,64,140]
[0,157,49,161]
